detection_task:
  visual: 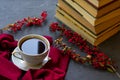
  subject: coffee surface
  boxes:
[21,38,46,55]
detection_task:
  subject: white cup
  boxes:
[13,34,50,66]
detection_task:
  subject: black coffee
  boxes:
[21,38,46,55]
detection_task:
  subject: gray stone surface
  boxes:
[0,0,120,80]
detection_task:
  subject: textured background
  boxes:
[0,0,120,80]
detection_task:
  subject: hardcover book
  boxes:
[73,0,120,18]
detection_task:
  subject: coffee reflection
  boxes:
[20,38,46,55]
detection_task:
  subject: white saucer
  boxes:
[11,47,50,71]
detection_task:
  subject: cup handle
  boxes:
[12,51,23,60]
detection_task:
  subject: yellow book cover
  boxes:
[73,0,120,18]
[87,0,114,8]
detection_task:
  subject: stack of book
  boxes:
[55,0,120,46]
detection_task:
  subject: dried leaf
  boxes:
[99,62,104,67]
[107,67,114,73]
